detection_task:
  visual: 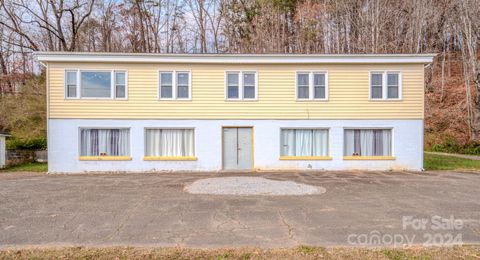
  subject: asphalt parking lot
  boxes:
[0,170,479,248]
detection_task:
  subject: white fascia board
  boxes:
[34,52,436,64]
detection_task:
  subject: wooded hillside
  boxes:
[0,0,478,152]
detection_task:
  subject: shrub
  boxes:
[463,142,480,155]
[6,137,47,150]
[431,137,462,154]
[430,138,480,155]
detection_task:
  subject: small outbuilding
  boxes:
[0,131,10,169]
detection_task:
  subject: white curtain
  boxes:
[146,129,194,156]
[295,130,312,156]
[281,129,328,156]
[312,130,328,156]
[80,129,129,156]
[382,130,392,156]
[344,130,355,156]
[146,129,161,156]
[182,130,195,156]
[360,130,374,156]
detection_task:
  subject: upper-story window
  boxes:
[65,70,127,99]
[296,72,327,100]
[159,71,191,100]
[370,71,401,100]
[66,71,78,98]
[226,71,257,100]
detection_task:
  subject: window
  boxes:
[226,71,257,100]
[145,129,195,157]
[344,129,392,157]
[160,72,173,98]
[66,71,78,98]
[371,73,383,99]
[80,128,130,157]
[297,73,309,99]
[177,72,189,98]
[280,129,329,157]
[314,73,326,99]
[159,71,191,100]
[65,70,127,99]
[227,73,239,99]
[296,72,328,100]
[81,71,111,98]
[243,73,256,99]
[370,72,401,100]
[387,73,399,99]
[115,71,126,98]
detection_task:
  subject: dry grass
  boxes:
[0,245,479,260]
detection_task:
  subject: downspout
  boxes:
[40,61,50,173]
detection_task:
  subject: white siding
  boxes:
[48,119,423,173]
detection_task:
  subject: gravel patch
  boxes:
[184,177,326,196]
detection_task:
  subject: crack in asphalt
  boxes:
[100,196,147,243]
[277,210,299,244]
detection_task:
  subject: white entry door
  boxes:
[223,127,253,170]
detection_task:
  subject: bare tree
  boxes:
[0,0,479,145]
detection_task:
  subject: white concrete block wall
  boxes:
[48,119,423,173]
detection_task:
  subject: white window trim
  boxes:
[158,71,192,100]
[224,71,258,101]
[279,127,330,157]
[369,71,402,101]
[295,71,328,101]
[159,71,174,100]
[144,127,196,157]
[65,70,80,99]
[78,127,132,157]
[114,70,128,100]
[64,69,128,100]
[342,127,395,157]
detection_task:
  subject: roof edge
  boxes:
[34,52,436,64]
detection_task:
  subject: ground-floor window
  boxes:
[344,129,392,156]
[80,128,130,156]
[280,129,328,156]
[145,128,194,157]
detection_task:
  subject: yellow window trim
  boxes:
[343,156,395,160]
[79,156,132,161]
[143,156,197,161]
[279,156,332,160]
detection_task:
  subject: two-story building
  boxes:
[35,53,434,173]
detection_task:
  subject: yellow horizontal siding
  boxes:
[48,63,424,119]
